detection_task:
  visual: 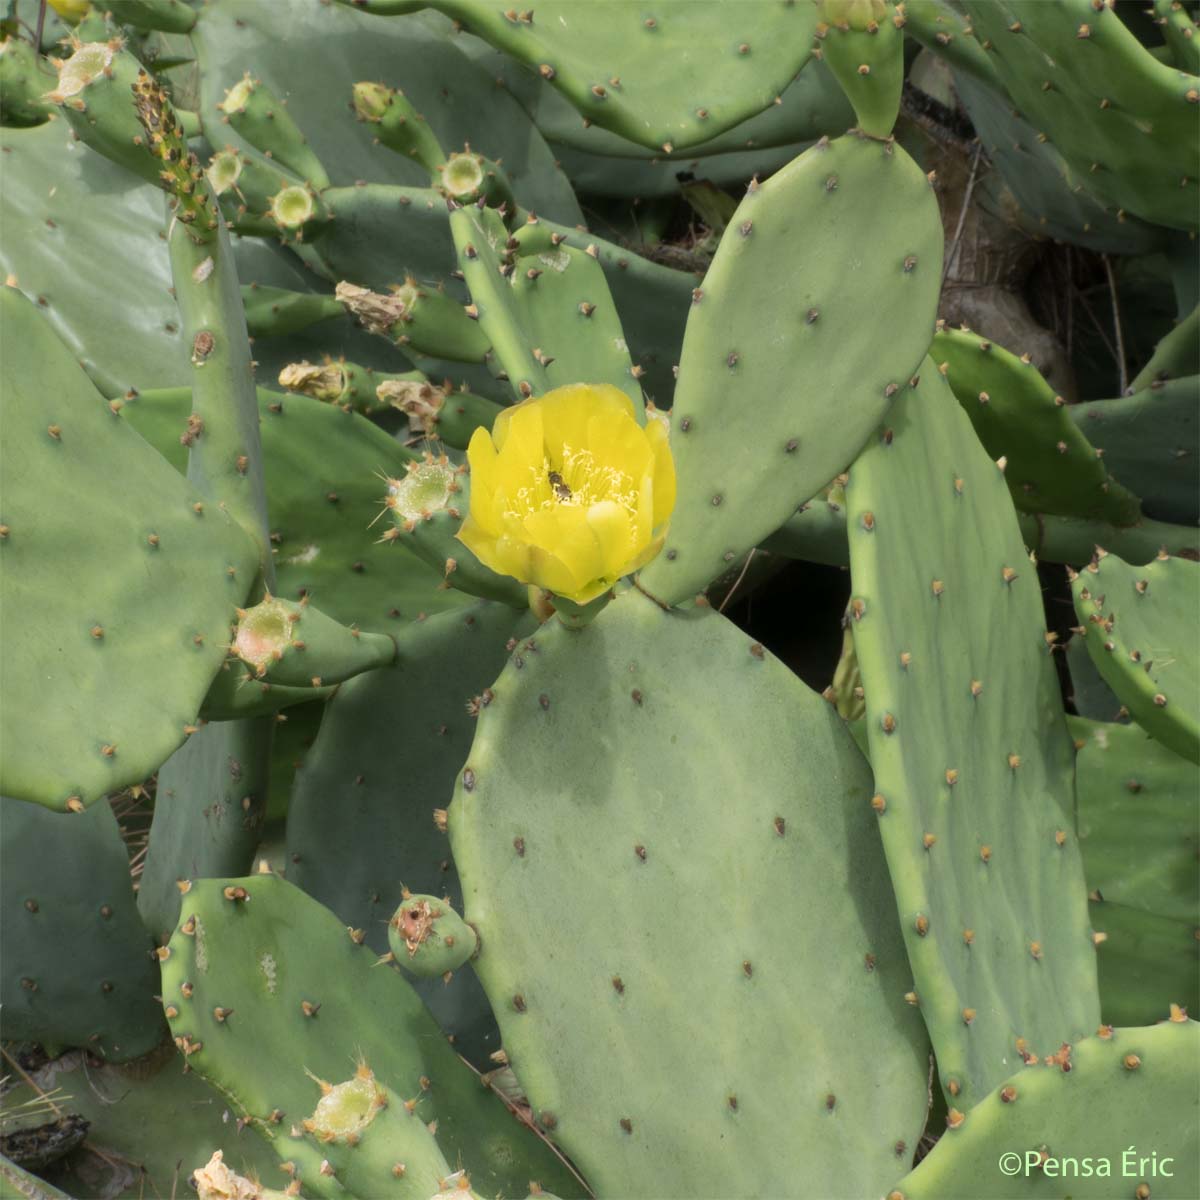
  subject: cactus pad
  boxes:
[816,0,904,137]
[1,795,164,1060]
[959,0,1200,232]
[121,387,468,634]
[844,362,1100,1107]
[399,1,818,153]
[231,595,395,687]
[932,326,1142,526]
[1070,550,1199,763]
[137,717,274,945]
[1073,717,1200,923]
[1070,376,1199,527]
[448,587,930,1197]
[0,289,257,809]
[1071,715,1200,1020]
[161,876,581,1198]
[190,0,581,223]
[287,603,526,1062]
[639,132,943,605]
[892,1017,1200,1198]
[1090,901,1200,1029]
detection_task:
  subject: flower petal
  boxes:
[464,427,502,535]
[585,409,652,485]
[522,504,605,590]
[456,514,502,572]
[586,499,635,582]
[645,418,677,530]
[537,385,600,461]
[451,383,674,597]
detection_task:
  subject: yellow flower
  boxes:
[457,384,675,605]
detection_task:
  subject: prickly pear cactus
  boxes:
[0,288,258,810]
[448,588,930,1197]
[286,602,528,1063]
[362,0,821,153]
[892,1016,1200,1199]
[932,326,1142,525]
[639,131,943,605]
[0,795,164,1060]
[958,0,1200,231]
[3,3,1199,1196]
[1071,550,1199,763]
[160,876,579,1198]
[844,364,1100,1107]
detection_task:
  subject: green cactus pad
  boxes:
[1090,901,1200,1029]
[1070,376,1199,526]
[160,876,581,1199]
[219,74,330,190]
[1071,550,1200,763]
[105,0,197,33]
[231,596,395,688]
[898,0,1001,87]
[0,795,164,1060]
[137,717,275,945]
[241,284,343,338]
[481,36,852,160]
[816,0,905,137]
[190,0,581,224]
[1073,715,1198,928]
[310,183,464,294]
[639,132,943,605]
[509,236,639,398]
[844,362,1100,1107]
[1155,0,1200,74]
[46,41,167,190]
[264,697,325,824]
[951,69,1165,256]
[0,289,257,810]
[287,603,527,1063]
[891,1018,1200,1198]
[1064,636,1124,722]
[959,0,1200,232]
[0,119,184,394]
[403,1,818,153]
[121,387,468,634]
[451,203,551,401]
[0,37,55,127]
[353,81,446,174]
[448,587,930,1198]
[509,214,692,409]
[1072,717,1199,1025]
[932,326,1143,526]
[200,661,334,721]
[388,894,478,978]
[1131,305,1199,392]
